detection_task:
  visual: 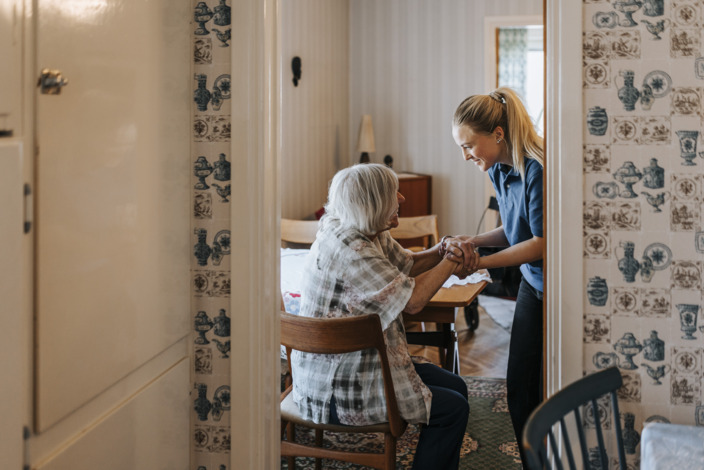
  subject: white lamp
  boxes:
[356,114,376,163]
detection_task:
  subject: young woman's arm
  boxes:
[403,248,480,314]
[458,227,510,249]
[478,235,543,270]
[408,236,476,276]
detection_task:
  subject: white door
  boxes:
[31,0,192,467]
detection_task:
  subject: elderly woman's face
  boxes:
[384,192,406,230]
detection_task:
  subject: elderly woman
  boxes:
[291,163,478,470]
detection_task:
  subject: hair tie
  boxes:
[488,91,505,103]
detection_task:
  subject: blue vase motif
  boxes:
[213,153,231,181]
[587,107,608,136]
[213,309,231,337]
[194,156,213,190]
[587,277,609,306]
[642,158,664,189]
[588,446,607,469]
[614,0,642,27]
[643,0,664,16]
[676,130,699,166]
[194,74,211,112]
[194,2,214,35]
[617,70,641,111]
[194,228,212,266]
[613,332,642,369]
[194,311,213,344]
[617,241,640,283]
[677,304,699,340]
[213,0,231,26]
[643,330,664,361]
[613,161,642,198]
[194,383,213,421]
[621,412,640,455]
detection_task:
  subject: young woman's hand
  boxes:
[441,236,476,270]
[451,247,480,278]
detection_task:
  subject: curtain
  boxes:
[498,27,528,99]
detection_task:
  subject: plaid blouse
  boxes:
[291,220,432,425]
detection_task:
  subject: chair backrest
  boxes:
[389,215,439,251]
[281,218,319,248]
[522,367,626,470]
[280,311,405,436]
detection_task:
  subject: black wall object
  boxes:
[383,155,393,168]
[292,56,302,86]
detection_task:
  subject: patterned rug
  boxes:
[281,376,522,469]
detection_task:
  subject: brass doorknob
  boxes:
[37,68,69,95]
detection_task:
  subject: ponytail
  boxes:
[453,86,544,178]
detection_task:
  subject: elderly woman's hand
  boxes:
[453,248,480,278]
[440,236,476,269]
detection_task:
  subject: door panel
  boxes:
[35,0,191,431]
[0,141,27,470]
[35,357,190,470]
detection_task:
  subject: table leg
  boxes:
[404,307,460,374]
[441,322,459,374]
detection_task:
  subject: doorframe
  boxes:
[544,0,583,396]
[240,0,584,465]
[229,0,281,467]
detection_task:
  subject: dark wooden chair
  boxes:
[280,311,408,470]
[522,367,627,470]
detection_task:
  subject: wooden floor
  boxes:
[406,303,510,378]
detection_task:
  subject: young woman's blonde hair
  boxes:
[453,86,544,178]
[322,163,399,235]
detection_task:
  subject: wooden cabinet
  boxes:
[397,172,432,217]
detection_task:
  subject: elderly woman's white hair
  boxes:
[322,163,399,235]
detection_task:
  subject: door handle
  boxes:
[37,68,69,95]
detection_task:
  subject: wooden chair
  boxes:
[280,311,408,470]
[522,367,627,470]
[389,214,439,252]
[390,214,445,335]
[281,218,319,248]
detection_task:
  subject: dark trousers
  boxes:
[411,362,469,470]
[328,362,469,470]
[507,277,544,469]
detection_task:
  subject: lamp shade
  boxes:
[356,115,376,153]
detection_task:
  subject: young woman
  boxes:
[452,87,544,468]
[291,163,479,469]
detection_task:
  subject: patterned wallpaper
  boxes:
[191,0,232,467]
[583,0,704,465]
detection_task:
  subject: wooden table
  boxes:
[403,276,488,374]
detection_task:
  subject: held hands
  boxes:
[439,236,480,278]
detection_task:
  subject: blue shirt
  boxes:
[488,157,544,292]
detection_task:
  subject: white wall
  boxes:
[349,0,543,236]
[280,0,350,220]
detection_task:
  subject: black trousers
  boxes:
[329,362,469,470]
[411,363,469,470]
[507,277,544,468]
